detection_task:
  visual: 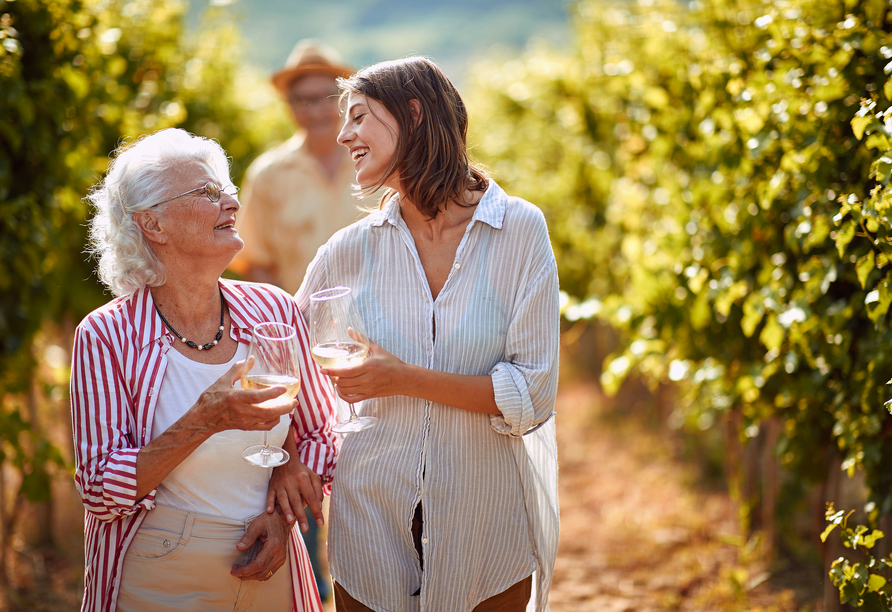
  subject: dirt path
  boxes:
[550,382,818,611]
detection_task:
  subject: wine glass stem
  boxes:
[261,432,270,451]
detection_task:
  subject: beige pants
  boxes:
[117,504,292,612]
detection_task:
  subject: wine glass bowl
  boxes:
[241,322,300,467]
[309,287,377,434]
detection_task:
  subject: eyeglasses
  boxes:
[288,93,339,110]
[148,182,239,208]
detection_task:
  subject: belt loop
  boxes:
[180,511,197,547]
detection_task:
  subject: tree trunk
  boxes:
[761,418,780,563]
[27,371,53,550]
[823,454,843,612]
[0,457,7,586]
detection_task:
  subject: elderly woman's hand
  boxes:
[195,359,295,434]
[267,455,324,533]
[321,339,406,402]
[230,507,291,582]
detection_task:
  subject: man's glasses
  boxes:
[148,182,239,208]
[288,93,339,110]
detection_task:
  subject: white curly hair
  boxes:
[87,128,233,297]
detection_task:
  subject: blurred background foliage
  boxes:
[469,0,892,603]
[4,0,892,607]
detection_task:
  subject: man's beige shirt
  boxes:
[232,134,363,294]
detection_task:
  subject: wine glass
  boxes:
[241,322,301,467]
[309,286,377,434]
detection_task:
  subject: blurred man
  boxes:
[231,40,358,602]
[232,39,359,294]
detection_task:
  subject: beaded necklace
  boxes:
[155,288,226,351]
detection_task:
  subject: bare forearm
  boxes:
[282,421,299,458]
[135,416,212,500]
[402,364,498,414]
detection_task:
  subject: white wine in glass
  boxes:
[309,286,377,434]
[241,322,300,467]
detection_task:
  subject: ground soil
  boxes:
[3,381,823,611]
[545,382,822,611]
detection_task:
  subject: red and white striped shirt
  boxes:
[70,279,338,612]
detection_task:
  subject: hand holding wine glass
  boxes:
[241,322,301,467]
[309,287,377,433]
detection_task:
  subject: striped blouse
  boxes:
[70,279,338,612]
[295,180,560,612]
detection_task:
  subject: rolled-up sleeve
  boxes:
[490,250,560,437]
[70,323,155,522]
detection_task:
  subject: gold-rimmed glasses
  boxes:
[148,182,239,208]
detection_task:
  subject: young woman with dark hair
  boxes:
[295,56,560,612]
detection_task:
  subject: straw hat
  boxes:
[271,39,354,93]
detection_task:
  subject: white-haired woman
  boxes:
[71,128,337,612]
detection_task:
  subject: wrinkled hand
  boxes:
[230,506,291,581]
[321,339,405,402]
[195,358,296,435]
[267,457,323,533]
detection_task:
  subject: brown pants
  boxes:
[333,575,533,612]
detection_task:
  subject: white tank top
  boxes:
[152,344,291,519]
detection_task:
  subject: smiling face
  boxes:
[287,73,341,143]
[150,159,243,266]
[337,93,401,191]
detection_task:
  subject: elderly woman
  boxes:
[295,57,560,612]
[71,128,337,612]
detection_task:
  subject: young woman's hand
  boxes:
[321,339,407,402]
[266,455,324,532]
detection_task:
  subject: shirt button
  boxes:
[163,540,171,548]
[421,537,429,545]
[454,263,460,270]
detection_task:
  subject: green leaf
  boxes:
[868,272,892,323]
[866,132,891,151]
[863,0,886,25]
[822,522,839,543]
[867,573,887,592]
[841,581,861,604]
[836,220,857,256]
[741,293,765,337]
[885,78,892,102]
[759,315,784,352]
[854,564,870,592]
[853,116,876,140]
[875,157,892,182]
[862,529,885,550]
[858,251,876,289]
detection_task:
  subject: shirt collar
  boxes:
[370,179,506,230]
[133,278,260,350]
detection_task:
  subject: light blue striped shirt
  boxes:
[296,180,560,612]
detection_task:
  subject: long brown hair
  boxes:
[338,57,488,218]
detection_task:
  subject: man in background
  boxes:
[231,39,358,602]
[231,39,360,295]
